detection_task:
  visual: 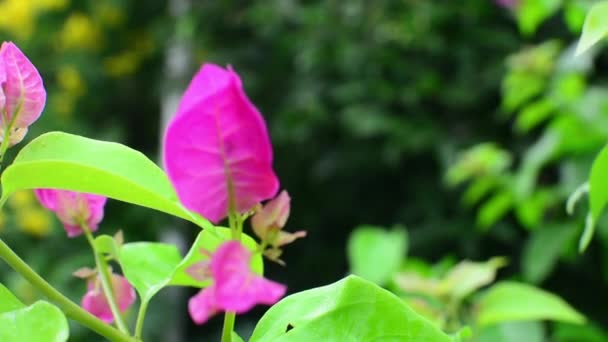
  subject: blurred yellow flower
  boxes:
[51,91,76,120]
[0,0,36,39]
[9,190,35,209]
[57,64,86,96]
[60,12,103,51]
[16,207,52,238]
[104,51,140,78]
[0,0,69,39]
[94,2,125,28]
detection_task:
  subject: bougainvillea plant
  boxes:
[0,22,597,339]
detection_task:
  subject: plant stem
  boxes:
[221,311,236,342]
[81,223,130,335]
[0,239,136,342]
[134,299,149,339]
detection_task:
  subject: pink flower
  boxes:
[34,189,107,237]
[164,64,279,223]
[0,42,46,146]
[188,241,286,324]
[81,274,136,324]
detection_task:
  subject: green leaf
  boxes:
[347,225,407,285]
[232,332,245,342]
[516,0,562,36]
[250,275,454,342]
[476,281,585,326]
[575,1,608,56]
[477,191,513,230]
[94,235,120,259]
[0,283,24,313]
[522,224,577,284]
[586,145,608,251]
[119,227,263,302]
[553,322,608,342]
[0,132,212,230]
[475,322,544,342]
[119,242,182,301]
[0,301,69,342]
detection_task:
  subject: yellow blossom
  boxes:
[104,51,140,78]
[9,190,35,209]
[16,207,52,238]
[60,13,103,51]
[57,64,86,96]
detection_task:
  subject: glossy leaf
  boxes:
[440,257,507,300]
[476,282,585,326]
[575,1,608,56]
[347,225,407,285]
[250,275,454,342]
[0,283,24,313]
[0,132,212,230]
[0,301,69,342]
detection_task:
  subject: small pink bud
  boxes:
[251,190,291,240]
[0,42,46,145]
[81,274,135,324]
[188,241,286,325]
[34,189,107,237]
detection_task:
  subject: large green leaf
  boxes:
[119,227,263,303]
[250,275,454,342]
[476,282,585,326]
[0,132,212,230]
[0,301,69,342]
[0,283,25,313]
[576,1,608,56]
[347,225,407,285]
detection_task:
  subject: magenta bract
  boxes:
[34,189,107,237]
[81,274,136,324]
[188,241,286,325]
[164,64,279,223]
[0,42,45,145]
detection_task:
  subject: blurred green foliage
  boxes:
[1,0,608,341]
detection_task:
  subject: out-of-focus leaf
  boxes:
[347,225,407,285]
[517,0,563,36]
[0,283,24,313]
[440,257,507,300]
[446,144,512,186]
[553,322,608,342]
[477,191,513,230]
[250,275,455,342]
[463,178,498,206]
[575,1,608,55]
[0,301,69,342]
[476,282,585,326]
[515,99,556,133]
[522,224,578,284]
[475,321,544,342]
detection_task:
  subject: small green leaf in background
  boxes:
[0,283,25,313]
[522,224,577,284]
[575,1,608,55]
[250,275,454,342]
[476,281,585,326]
[440,257,507,300]
[0,132,212,230]
[553,322,608,342]
[585,144,608,251]
[516,0,562,36]
[0,301,69,342]
[476,191,513,230]
[94,234,121,260]
[475,321,544,342]
[347,225,407,285]
[232,332,245,342]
